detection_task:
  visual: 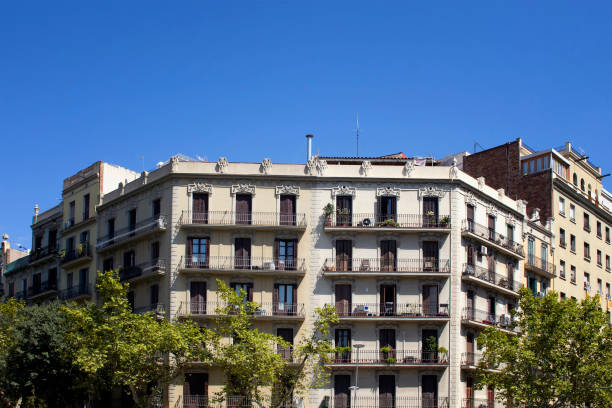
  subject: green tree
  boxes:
[0,300,90,408]
[205,280,338,407]
[63,270,209,408]
[476,288,612,407]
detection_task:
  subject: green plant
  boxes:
[323,203,335,217]
[438,346,447,355]
[425,336,437,352]
[376,219,399,227]
[426,210,435,217]
[337,208,350,215]
[380,345,391,353]
[335,346,351,354]
[440,216,450,225]
[385,357,396,364]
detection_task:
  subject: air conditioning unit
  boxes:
[479,246,488,256]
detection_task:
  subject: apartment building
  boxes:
[0,234,28,296]
[59,161,139,302]
[463,139,612,319]
[27,204,62,302]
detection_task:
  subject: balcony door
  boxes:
[336,196,352,226]
[466,204,475,232]
[184,373,208,408]
[193,193,208,223]
[423,241,439,271]
[422,375,438,408]
[78,269,88,292]
[335,284,351,316]
[275,239,297,270]
[487,387,495,408]
[187,237,209,268]
[336,240,352,272]
[466,377,474,408]
[422,329,438,363]
[422,284,439,316]
[276,328,293,360]
[33,273,41,293]
[236,194,252,224]
[274,283,296,315]
[334,375,351,408]
[190,282,206,314]
[234,238,251,269]
[279,195,296,226]
[466,333,474,365]
[379,375,396,408]
[466,290,475,320]
[423,197,439,227]
[380,284,396,316]
[379,329,396,361]
[231,282,253,302]
[380,240,397,271]
[335,329,351,362]
[378,196,397,223]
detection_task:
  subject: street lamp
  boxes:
[349,344,364,407]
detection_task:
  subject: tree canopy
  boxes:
[476,288,612,408]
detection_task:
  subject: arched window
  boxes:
[573,173,578,186]
[588,184,592,198]
[581,179,585,191]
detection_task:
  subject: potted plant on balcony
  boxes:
[380,345,394,363]
[377,218,399,228]
[438,346,448,363]
[323,203,334,226]
[439,216,450,227]
[424,336,438,363]
[337,208,350,226]
[335,346,351,363]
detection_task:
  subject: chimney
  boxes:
[33,204,39,224]
[306,134,314,161]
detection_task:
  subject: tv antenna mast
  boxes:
[355,113,360,156]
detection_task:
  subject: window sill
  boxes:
[596,234,602,240]
[559,242,566,249]
[584,227,591,233]
[570,218,576,224]
[559,211,566,218]
[570,280,577,285]
[559,275,566,280]
[606,240,611,245]
[597,263,603,268]
[570,249,576,255]
[584,257,591,262]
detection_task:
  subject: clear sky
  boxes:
[1,1,611,248]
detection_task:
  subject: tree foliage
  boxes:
[0,300,90,408]
[63,270,209,408]
[205,280,338,407]
[476,288,612,407]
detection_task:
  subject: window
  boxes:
[231,282,253,302]
[558,197,565,216]
[597,279,603,295]
[128,209,137,233]
[103,257,114,272]
[151,241,160,262]
[541,244,548,266]
[584,213,590,232]
[123,250,136,268]
[275,284,296,315]
[607,283,611,299]
[68,201,75,225]
[107,218,115,239]
[560,292,566,300]
[527,239,535,264]
[488,215,496,240]
[584,242,591,260]
[34,235,43,251]
[607,227,611,244]
[597,221,602,238]
[8,282,14,298]
[275,239,297,270]
[569,204,576,222]
[48,229,57,250]
[607,255,611,271]
[559,228,566,248]
[570,234,576,252]
[187,237,209,268]
[559,260,566,279]
[83,194,90,220]
[584,273,591,291]
[581,179,585,191]
[66,236,75,252]
[570,266,576,284]
[597,250,602,266]
[150,284,159,307]
[573,173,578,186]
[152,199,161,219]
[79,230,89,244]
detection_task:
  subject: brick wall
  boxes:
[463,140,552,223]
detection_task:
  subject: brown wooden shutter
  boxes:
[292,285,297,314]
[273,284,279,312]
[236,194,252,224]
[335,284,351,316]
[186,237,193,258]
[274,239,280,268]
[379,375,396,408]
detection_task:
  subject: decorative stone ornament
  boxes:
[170,155,180,172]
[275,185,300,196]
[306,157,327,176]
[361,160,372,176]
[217,157,228,173]
[376,187,401,197]
[306,158,317,175]
[331,186,356,197]
[449,158,458,180]
[403,159,415,177]
[486,202,498,217]
[506,214,517,226]
[464,192,478,207]
[231,184,256,195]
[261,158,272,174]
[418,185,445,198]
[497,188,505,200]
[187,183,213,195]
[141,171,148,185]
[477,176,485,191]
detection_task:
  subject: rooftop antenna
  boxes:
[355,113,360,156]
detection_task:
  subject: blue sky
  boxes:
[1,1,611,248]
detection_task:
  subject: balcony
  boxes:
[461,220,524,259]
[461,352,483,369]
[331,396,449,408]
[97,216,167,251]
[525,255,556,278]
[60,244,93,268]
[177,301,305,320]
[182,396,295,408]
[59,284,93,300]
[180,256,306,277]
[326,213,451,233]
[119,259,167,283]
[30,245,59,263]
[334,302,449,322]
[28,280,58,300]
[133,303,165,318]
[461,308,515,333]
[462,264,522,297]
[178,211,307,231]
[323,258,450,277]
[328,349,448,367]
[62,215,96,234]
[462,398,502,408]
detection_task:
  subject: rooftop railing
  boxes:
[463,264,522,292]
[328,213,451,229]
[334,302,449,318]
[179,211,307,228]
[323,258,450,274]
[461,220,523,256]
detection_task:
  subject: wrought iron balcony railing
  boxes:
[183,256,305,272]
[327,213,451,229]
[59,284,93,300]
[61,244,92,264]
[97,216,167,249]
[525,255,556,276]
[461,220,523,256]
[178,301,305,318]
[118,259,167,281]
[328,349,448,365]
[462,264,522,292]
[331,396,449,408]
[30,245,59,261]
[179,211,307,228]
[334,302,449,318]
[323,258,450,273]
[462,307,514,328]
